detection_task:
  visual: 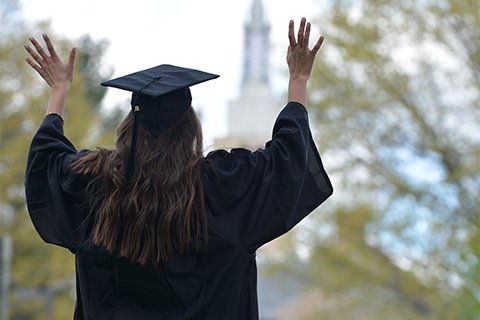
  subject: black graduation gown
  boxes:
[25,101,333,319]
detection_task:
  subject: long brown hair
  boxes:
[73,106,207,265]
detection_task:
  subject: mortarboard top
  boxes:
[101,64,219,136]
[100,64,219,180]
[101,64,219,99]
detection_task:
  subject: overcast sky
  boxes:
[20,0,323,144]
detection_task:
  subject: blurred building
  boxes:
[214,0,279,150]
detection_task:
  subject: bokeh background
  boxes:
[0,0,478,319]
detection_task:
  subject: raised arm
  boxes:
[25,34,77,119]
[287,18,324,106]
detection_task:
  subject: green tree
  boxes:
[273,205,463,319]
[0,1,115,318]
[269,0,479,319]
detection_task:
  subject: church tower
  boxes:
[215,0,279,150]
[242,0,270,85]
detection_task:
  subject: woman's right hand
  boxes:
[287,18,324,106]
[287,18,324,81]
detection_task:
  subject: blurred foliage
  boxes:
[0,0,117,318]
[266,0,479,319]
[268,0,479,319]
[75,36,112,109]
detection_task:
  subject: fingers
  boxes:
[297,17,306,48]
[25,55,43,76]
[288,20,296,47]
[24,43,44,68]
[304,22,311,49]
[42,34,59,60]
[25,34,59,65]
[24,34,66,87]
[289,18,320,51]
[311,35,325,55]
[29,36,50,61]
[25,36,49,72]
[25,55,53,86]
[67,47,77,73]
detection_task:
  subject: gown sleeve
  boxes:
[24,115,89,253]
[203,101,333,251]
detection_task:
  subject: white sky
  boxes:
[20,0,322,145]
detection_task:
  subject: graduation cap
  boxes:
[101,64,219,179]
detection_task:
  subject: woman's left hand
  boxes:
[25,34,77,91]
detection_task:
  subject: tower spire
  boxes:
[214,0,278,151]
[242,0,270,86]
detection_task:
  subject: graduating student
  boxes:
[24,18,333,319]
